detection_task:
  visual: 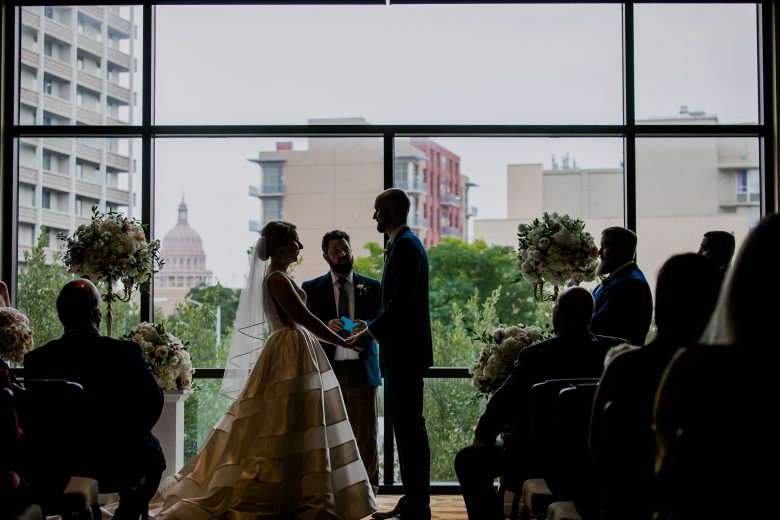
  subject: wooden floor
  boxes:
[364,495,468,520]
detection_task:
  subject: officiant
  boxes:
[302,230,382,492]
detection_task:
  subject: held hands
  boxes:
[344,328,371,353]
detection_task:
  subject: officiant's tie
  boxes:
[337,277,350,319]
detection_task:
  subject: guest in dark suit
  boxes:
[302,229,382,491]
[591,227,653,345]
[698,230,736,274]
[23,279,165,520]
[349,188,433,520]
[455,287,626,520]
[589,253,723,520]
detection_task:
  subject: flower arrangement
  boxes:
[127,322,194,390]
[516,212,599,289]
[469,323,545,397]
[0,308,34,363]
[59,206,163,290]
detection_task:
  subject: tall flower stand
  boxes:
[152,389,193,480]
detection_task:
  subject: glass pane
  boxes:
[636,137,758,303]
[18,5,142,125]
[153,136,383,362]
[183,378,232,461]
[16,137,141,346]
[634,4,758,125]
[155,4,622,125]
[403,137,623,337]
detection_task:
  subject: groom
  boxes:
[302,229,382,491]
[349,188,433,520]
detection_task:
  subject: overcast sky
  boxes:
[146,3,758,287]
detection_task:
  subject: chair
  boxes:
[13,379,102,520]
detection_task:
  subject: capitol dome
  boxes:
[156,197,213,288]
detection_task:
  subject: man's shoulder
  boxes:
[301,273,330,289]
[592,334,631,348]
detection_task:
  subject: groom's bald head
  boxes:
[374,189,410,233]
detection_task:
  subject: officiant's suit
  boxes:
[368,225,433,518]
[23,330,165,516]
[302,270,382,488]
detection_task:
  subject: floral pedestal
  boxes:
[152,389,192,481]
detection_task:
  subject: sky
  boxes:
[144,3,759,287]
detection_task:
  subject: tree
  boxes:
[428,238,547,329]
[166,284,232,459]
[186,284,241,337]
[353,241,384,281]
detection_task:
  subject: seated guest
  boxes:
[1,366,35,519]
[589,253,723,520]
[23,279,165,520]
[591,226,653,345]
[697,230,736,273]
[455,287,625,520]
[654,214,780,520]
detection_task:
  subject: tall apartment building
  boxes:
[248,118,475,281]
[16,5,136,262]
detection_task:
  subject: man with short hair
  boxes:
[302,230,382,492]
[350,188,433,520]
[698,230,736,273]
[455,287,626,520]
[591,227,653,345]
[23,279,164,520]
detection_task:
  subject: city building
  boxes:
[248,118,474,281]
[154,197,214,316]
[474,107,756,292]
[16,5,136,263]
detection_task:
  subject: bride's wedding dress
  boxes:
[152,271,376,520]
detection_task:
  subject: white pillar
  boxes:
[152,389,192,481]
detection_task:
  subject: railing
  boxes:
[409,214,428,230]
[395,178,427,194]
[441,193,461,207]
[248,184,284,197]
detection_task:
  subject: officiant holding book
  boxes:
[302,229,382,492]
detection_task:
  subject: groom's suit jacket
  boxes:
[302,272,382,387]
[368,226,433,376]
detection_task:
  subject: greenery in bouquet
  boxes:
[469,323,545,398]
[516,212,598,287]
[58,206,163,293]
[127,321,194,390]
[0,308,34,363]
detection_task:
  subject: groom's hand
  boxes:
[327,318,345,334]
[344,334,366,353]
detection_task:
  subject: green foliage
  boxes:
[353,241,384,281]
[17,230,74,346]
[165,284,232,459]
[424,291,499,482]
[186,284,240,337]
[428,238,541,328]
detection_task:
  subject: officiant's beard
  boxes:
[328,256,353,275]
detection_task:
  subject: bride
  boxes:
[153,221,377,520]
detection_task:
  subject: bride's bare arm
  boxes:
[266,272,348,347]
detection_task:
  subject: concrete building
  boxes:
[154,198,214,316]
[248,118,473,282]
[474,107,757,293]
[16,5,136,262]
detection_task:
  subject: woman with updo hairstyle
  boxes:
[155,221,377,520]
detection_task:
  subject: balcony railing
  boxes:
[249,184,284,197]
[468,205,478,217]
[409,214,428,230]
[442,226,461,238]
[441,193,461,207]
[395,178,427,194]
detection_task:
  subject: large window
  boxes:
[2,1,774,489]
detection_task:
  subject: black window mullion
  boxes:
[623,1,637,232]
[140,3,155,322]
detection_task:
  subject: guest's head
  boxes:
[57,279,102,332]
[374,189,410,234]
[702,214,780,346]
[321,230,354,276]
[654,253,723,345]
[596,227,637,276]
[552,286,595,335]
[698,230,736,273]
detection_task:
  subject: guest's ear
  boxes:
[94,307,102,326]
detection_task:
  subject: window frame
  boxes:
[2,0,777,493]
